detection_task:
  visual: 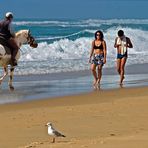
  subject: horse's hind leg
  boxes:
[8,67,15,91]
[0,67,8,85]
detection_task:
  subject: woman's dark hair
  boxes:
[118,30,124,37]
[95,30,104,41]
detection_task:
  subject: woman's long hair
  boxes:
[95,30,104,41]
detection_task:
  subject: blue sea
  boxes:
[3,18,148,75]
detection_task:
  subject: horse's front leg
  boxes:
[8,67,15,91]
[0,67,8,85]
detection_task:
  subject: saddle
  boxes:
[0,37,12,55]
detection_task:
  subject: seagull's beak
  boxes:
[45,124,48,126]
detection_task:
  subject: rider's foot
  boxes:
[12,59,17,66]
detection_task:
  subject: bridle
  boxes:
[27,31,38,47]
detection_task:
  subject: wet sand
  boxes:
[0,86,148,147]
[0,63,148,104]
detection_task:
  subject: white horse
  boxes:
[0,30,38,90]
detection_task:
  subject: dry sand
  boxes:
[0,87,148,148]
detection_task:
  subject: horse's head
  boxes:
[15,30,38,48]
[27,30,38,48]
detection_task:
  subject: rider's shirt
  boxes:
[0,19,14,40]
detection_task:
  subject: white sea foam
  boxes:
[81,19,148,25]
[13,20,101,27]
[21,27,148,60]
[14,20,70,26]
[20,37,91,62]
[6,27,148,75]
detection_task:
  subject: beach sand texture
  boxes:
[0,87,148,148]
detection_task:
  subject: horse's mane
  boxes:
[15,30,28,38]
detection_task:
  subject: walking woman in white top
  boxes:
[114,30,133,85]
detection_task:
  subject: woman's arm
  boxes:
[102,40,107,64]
[114,37,118,48]
[89,41,95,63]
[127,37,133,48]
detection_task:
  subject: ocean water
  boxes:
[1,18,148,75]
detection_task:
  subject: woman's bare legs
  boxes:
[120,57,127,85]
[117,58,127,85]
[91,64,98,88]
[97,65,102,86]
[117,59,121,75]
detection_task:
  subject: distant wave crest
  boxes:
[14,19,148,27]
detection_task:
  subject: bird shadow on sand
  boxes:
[52,140,70,143]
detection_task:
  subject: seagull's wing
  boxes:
[53,129,66,137]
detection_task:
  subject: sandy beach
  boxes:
[1,4,148,148]
[0,86,148,148]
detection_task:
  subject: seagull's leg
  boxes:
[52,137,55,143]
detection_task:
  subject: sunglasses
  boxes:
[96,34,101,36]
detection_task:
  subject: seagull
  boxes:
[46,122,66,143]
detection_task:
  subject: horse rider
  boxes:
[0,12,19,66]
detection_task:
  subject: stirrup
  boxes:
[12,59,18,66]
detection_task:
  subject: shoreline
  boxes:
[1,85,148,108]
[0,63,148,104]
[0,86,148,147]
[0,72,148,105]
[11,63,148,82]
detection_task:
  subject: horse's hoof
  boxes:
[9,85,14,91]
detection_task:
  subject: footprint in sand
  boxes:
[20,141,44,148]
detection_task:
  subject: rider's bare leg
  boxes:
[8,38,19,66]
